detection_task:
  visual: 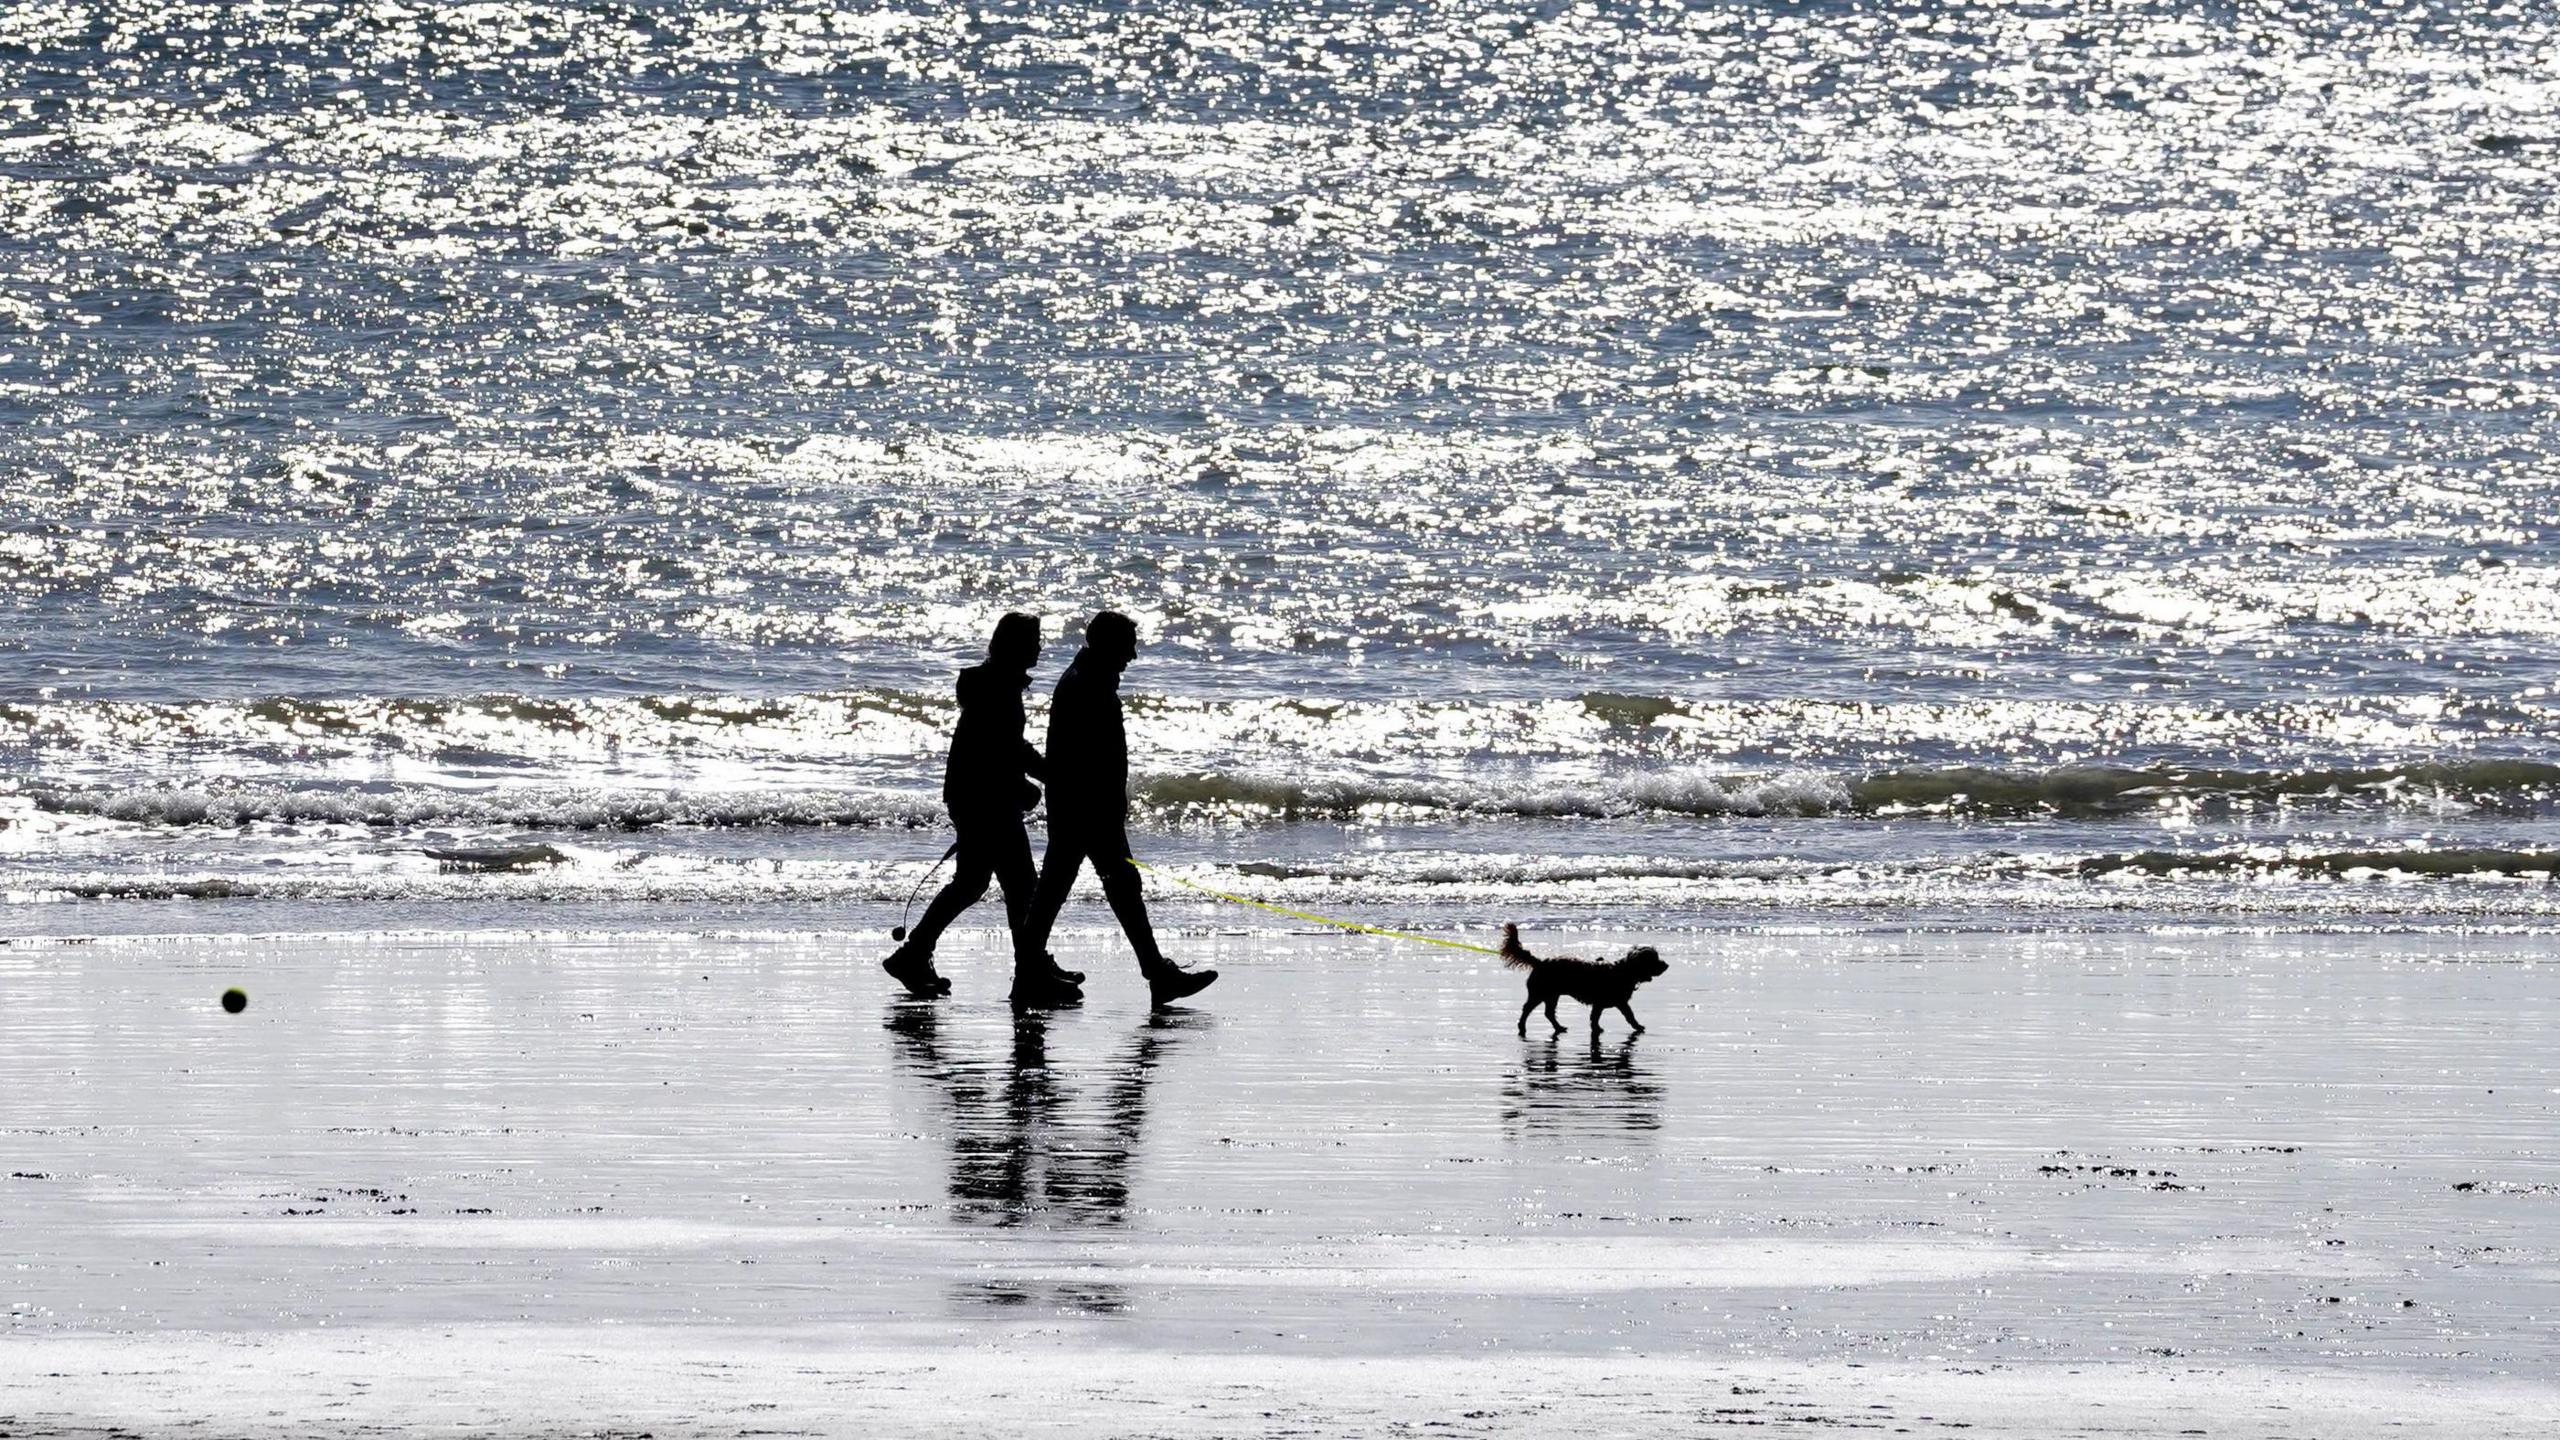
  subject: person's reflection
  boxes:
[1501,1036,1664,1136]
[888,1004,1201,1312]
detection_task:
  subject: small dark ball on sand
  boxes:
[221,987,247,1014]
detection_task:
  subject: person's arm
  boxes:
[1044,673,1091,791]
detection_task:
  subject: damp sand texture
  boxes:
[4,928,2556,1436]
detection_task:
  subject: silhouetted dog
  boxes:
[1501,923,1668,1039]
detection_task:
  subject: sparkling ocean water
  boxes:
[3,1,2557,935]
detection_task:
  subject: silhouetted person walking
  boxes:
[1023,611,1216,1008]
[884,612,1084,1006]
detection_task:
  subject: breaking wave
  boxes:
[7,782,940,832]
[1845,760,2560,818]
[1131,769,1854,820]
[1207,848,2560,891]
[1139,760,2560,822]
[12,844,2557,914]
[9,757,2558,835]
[2075,847,2560,881]
[3,687,2546,779]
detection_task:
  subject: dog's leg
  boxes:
[1618,1002,1643,1034]
[1518,993,1539,1038]
[1589,1003,1605,1040]
[1545,996,1566,1035]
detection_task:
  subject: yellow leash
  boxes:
[1125,857,1502,955]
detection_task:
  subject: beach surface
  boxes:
[9,2,2559,1432]
[5,923,2555,1435]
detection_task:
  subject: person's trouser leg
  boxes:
[903,836,994,956]
[1022,824,1087,958]
[1087,818,1166,971]
[983,811,1043,964]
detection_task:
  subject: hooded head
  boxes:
[987,611,1040,672]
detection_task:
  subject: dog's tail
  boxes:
[1499,922,1537,970]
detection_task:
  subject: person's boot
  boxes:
[1143,959,1218,1008]
[882,943,951,999]
[1008,948,1083,985]
[1009,965,1084,1010]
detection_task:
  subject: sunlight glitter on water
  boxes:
[3,3,2557,926]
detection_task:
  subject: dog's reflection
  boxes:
[1501,1036,1664,1136]
[888,1004,1202,1313]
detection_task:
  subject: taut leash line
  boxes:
[1124,857,1502,955]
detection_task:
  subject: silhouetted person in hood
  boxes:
[884,612,1084,1005]
[1021,611,1217,1008]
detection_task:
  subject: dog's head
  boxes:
[1619,946,1668,984]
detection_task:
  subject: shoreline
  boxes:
[11,900,2560,946]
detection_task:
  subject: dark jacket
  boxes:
[945,661,1045,811]
[1041,648,1127,819]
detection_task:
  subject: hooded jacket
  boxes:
[945,661,1045,811]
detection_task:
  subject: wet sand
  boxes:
[4,925,2556,1434]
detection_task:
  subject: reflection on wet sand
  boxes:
[889,1005,1204,1314]
[13,929,2560,1408]
[1502,1037,1664,1137]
